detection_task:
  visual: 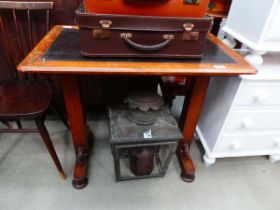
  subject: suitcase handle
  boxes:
[120,33,174,52]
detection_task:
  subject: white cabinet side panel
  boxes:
[197,77,241,152]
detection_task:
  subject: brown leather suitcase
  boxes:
[84,0,211,18]
[76,3,213,58]
[208,0,232,17]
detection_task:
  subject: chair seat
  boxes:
[0,81,52,118]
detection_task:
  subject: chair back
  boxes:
[0,1,53,79]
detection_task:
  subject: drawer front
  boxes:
[235,82,280,106]
[225,110,280,131]
[214,132,280,155]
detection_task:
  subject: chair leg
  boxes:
[16,119,22,129]
[35,118,66,179]
[50,101,69,129]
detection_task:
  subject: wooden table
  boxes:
[18,25,256,189]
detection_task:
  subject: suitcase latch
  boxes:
[184,0,200,4]
[182,23,199,41]
[92,20,112,39]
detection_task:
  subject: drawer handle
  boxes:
[253,94,266,103]
[230,141,241,150]
[240,119,253,129]
[274,139,280,147]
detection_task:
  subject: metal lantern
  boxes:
[108,90,183,181]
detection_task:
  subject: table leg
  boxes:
[59,75,89,189]
[177,76,210,182]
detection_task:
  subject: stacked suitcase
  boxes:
[76,0,212,58]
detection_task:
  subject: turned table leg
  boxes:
[60,75,89,189]
[177,76,210,182]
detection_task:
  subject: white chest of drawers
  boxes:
[222,0,280,66]
[196,53,280,165]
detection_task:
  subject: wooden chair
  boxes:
[0,1,66,179]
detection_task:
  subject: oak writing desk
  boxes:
[18,25,256,189]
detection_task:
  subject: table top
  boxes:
[18,25,256,76]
